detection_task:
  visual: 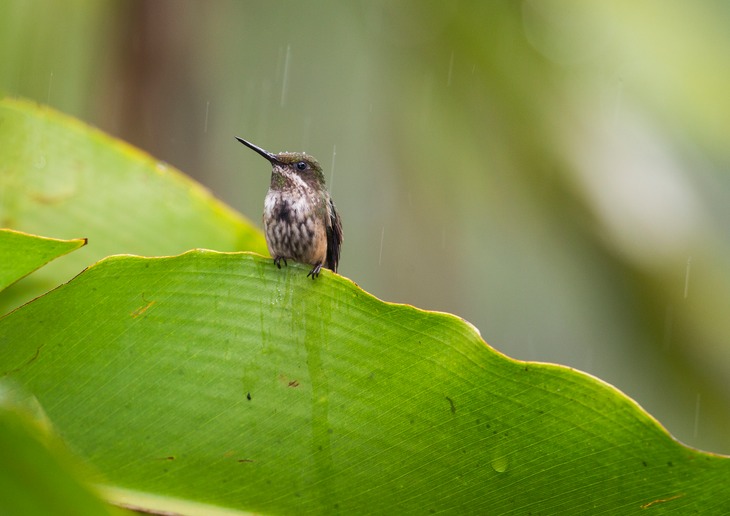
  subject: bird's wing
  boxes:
[325,197,343,272]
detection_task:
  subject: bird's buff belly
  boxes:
[265,216,327,266]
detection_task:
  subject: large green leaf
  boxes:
[0,229,86,293]
[0,97,266,312]
[0,250,727,514]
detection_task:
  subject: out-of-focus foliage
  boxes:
[0,97,266,313]
[2,0,730,454]
[0,384,116,515]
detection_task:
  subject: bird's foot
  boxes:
[273,256,288,269]
[307,263,323,279]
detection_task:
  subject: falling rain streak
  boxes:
[329,145,337,192]
[612,78,624,127]
[447,51,454,87]
[662,305,673,350]
[379,227,385,266]
[280,43,291,107]
[47,71,54,103]
[693,393,701,439]
[683,256,692,299]
[204,100,210,133]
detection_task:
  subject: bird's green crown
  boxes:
[273,152,326,185]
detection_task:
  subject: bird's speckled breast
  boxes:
[263,188,327,266]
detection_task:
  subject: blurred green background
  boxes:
[2,0,730,454]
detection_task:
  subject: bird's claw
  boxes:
[273,256,288,269]
[307,263,323,279]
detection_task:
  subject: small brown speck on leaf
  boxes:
[131,299,156,318]
[640,493,684,509]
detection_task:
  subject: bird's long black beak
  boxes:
[235,137,279,164]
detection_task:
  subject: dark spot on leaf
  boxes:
[238,459,254,463]
[643,461,648,467]
[288,380,300,387]
[246,392,252,400]
[445,396,456,414]
[1,344,44,377]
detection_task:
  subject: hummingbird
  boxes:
[236,137,343,279]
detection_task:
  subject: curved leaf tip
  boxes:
[0,229,87,293]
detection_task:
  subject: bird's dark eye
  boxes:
[296,161,307,171]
